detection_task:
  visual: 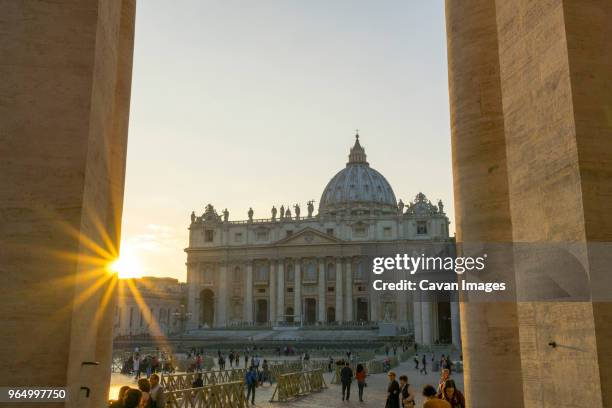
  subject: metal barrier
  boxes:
[270,369,327,402]
[164,381,246,408]
[162,369,246,392]
[269,361,303,381]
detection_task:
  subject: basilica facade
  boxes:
[185,136,460,345]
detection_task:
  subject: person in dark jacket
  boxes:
[385,371,400,408]
[339,362,353,401]
[245,367,257,405]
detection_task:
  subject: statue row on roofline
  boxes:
[190,194,444,225]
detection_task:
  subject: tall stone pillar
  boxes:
[269,260,277,325]
[318,259,326,323]
[413,300,422,344]
[446,0,524,406]
[0,1,135,406]
[344,258,353,321]
[277,260,285,322]
[294,260,302,323]
[245,261,253,323]
[450,299,461,348]
[421,300,432,345]
[217,264,228,327]
[335,259,344,322]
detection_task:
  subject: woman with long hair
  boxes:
[438,379,465,408]
[355,363,367,402]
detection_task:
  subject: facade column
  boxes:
[245,261,253,324]
[217,264,228,327]
[451,298,461,348]
[294,260,302,323]
[277,260,285,322]
[344,258,353,321]
[187,265,198,330]
[318,259,326,323]
[269,260,277,325]
[335,258,343,323]
[413,299,422,344]
[421,299,432,345]
[398,269,409,327]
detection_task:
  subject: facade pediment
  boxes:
[275,227,342,246]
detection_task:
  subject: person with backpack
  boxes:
[245,366,257,405]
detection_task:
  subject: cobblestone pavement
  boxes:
[110,357,464,407]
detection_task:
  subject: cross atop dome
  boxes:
[348,131,368,165]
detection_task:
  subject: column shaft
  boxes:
[345,260,353,321]
[277,260,285,322]
[451,300,461,347]
[217,264,228,327]
[318,259,326,323]
[413,300,422,344]
[421,300,432,345]
[245,262,253,323]
[294,261,302,323]
[269,261,276,324]
[335,259,343,322]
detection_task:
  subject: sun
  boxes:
[107,247,144,279]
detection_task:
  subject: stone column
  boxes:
[187,266,198,330]
[344,258,353,321]
[245,261,253,324]
[413,299,422,344]
[294,260,302,323]
[335,259,343,322]
[277,260,285,322]
[451,298,461,348]
[217,264,228,327]
[269,260,277,325]
[0,2,136,405]
[421,299,432,345]
[318,259,326,323]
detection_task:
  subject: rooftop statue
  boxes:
[248,207,254,222]
[271,205,277,221]
[438,200,444,214]
[285,208,292,220]
[294,204,301,219]
[190,211,196,224]
[280,205,285,220]
[307,200,314,218]
[398,199,405,215]
[223,208,229,222]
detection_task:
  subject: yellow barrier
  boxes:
[270,369,327,402]
[164,381,246,408]
[161,369,246,392]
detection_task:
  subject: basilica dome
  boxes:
[319,135,398,216]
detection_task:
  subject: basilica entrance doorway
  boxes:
[437,301,451,344]
[200,289,214,327]
[356,298,368,322]
[255,299,268,324]
[304,298,316,324]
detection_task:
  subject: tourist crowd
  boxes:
[109,373,166,408]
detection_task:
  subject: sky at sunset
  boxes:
[121,0,452,282]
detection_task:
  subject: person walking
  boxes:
[399,375,415,407]
[133,354,141,380]
[438,379,465,408]
[340,362,353,401]
[423,385,451,408]
[385,371,400,408]
[245,366,257,405]
[355,363,367,402]
[420,354,428,375]
[149,374,166,408]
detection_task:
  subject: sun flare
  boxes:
[107,247,144,279]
